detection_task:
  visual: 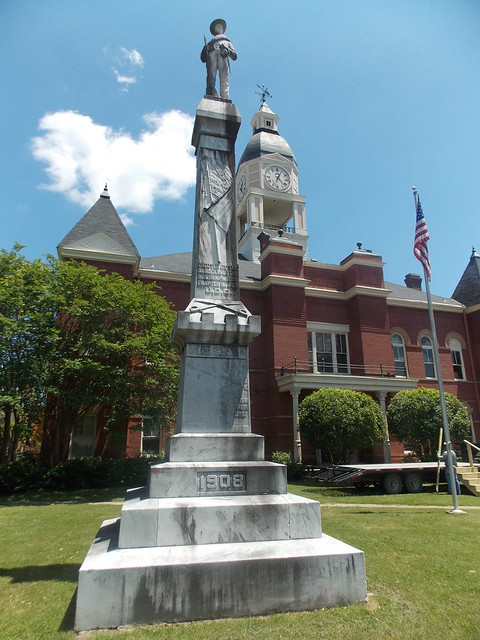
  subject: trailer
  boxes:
[306,461,472,494]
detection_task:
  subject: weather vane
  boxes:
[255,83,272,105]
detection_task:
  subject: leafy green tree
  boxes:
[40,258,178,466]
[387,387,470,461]
[0,245,54,463]
[298,388,385,464]
[0,246,178,466]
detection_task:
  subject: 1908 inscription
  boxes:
[197,471,246,494]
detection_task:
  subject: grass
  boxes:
[288,480,480,507]
[0,484,479,640]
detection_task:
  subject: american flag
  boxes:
[413,191,431,280]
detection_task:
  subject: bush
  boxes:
[387,388,471,461]
[0,458,44,494]
[0,455,163,495]
[271,451,304,481]
[299,388,385,464]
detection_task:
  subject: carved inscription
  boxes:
[196,344,238,358]
[235,379,249,419]
[197,471,247,494]
[196,263,239,299]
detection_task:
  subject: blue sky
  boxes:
[2,0,479,297]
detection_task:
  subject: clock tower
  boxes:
[236,102,308,262]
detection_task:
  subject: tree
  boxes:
[387,387,471,461]
[0,246,178,466]
[40,258,178,466]
[298,388,385,464]
[0,245,54,463]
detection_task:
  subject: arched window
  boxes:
[448,337,465,380]
[391,333,407,377]
[421,336,436,378]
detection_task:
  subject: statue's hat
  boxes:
[210,18,226,35]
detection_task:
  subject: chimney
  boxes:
[257,231,271,255]
[404,273,422,291]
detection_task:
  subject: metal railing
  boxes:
[279,358,395,378]
[463,439,480,471]
[239,221,295,241]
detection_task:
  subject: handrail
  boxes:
[279,358,395,378]
[239,221,296,242]
[463,439,480,472]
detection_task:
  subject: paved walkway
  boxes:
[322,502,480,510]
[2,500,479,510]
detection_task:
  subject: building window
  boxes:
[391,333,407,377]
[70,414,96,458]
[308,331,349,374]
[448,337,465,380]
[421,336,436,378]
[142,416,162,455]
[265,119,272,127]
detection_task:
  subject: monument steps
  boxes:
[148,460,287,498]
[118,492,322,548]
[76,520,366,631]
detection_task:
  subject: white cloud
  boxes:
[111,47,144,91]
[121,47,144,67]
[113,69,137,92]
[32,110,196,214]
[119,213,136,227]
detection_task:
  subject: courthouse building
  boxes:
[58,102,480,463]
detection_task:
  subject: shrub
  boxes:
[271,451,304,481]
[299,388,385,464]
[0,455,163,494]
[387,387,471,460]
[0,458,44,494]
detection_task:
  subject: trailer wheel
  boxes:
[383,473,403,494]
[404,472,423,493]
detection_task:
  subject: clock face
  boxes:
[265,165,290,191]
[236,174,247,202]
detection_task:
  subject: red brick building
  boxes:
[58,103,480,463]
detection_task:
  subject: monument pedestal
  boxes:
[74,93,367,632]
[75,405,367,631]
[76,523,365,630]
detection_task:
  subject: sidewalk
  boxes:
[322,502,480,510]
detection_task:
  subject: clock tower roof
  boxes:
[238,102,297,168]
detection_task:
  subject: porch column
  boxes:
[377,391,391,463]
[290,389,302,463]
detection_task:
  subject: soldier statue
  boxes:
[201,19,237,100]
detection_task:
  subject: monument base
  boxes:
[75,517,366,632]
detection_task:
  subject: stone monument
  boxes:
[74,20,367,631]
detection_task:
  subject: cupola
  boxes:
[236,102,307,263]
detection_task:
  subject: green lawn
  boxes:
[0,485,479,640]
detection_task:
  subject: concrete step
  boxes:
[119,493,322,548]
[76,518,366,631]
[456,468,480,496]
[165,433,265,462]
[148,460,286,498]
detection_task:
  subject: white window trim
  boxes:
[420,335,436,379]
[391,333,408,378]
[308,326,350,375]
[307,321,350,334]
[448,337,466,381]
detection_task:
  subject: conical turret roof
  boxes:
[452,247,480,306]
[58,185,140,260]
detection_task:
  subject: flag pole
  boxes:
[412,187,464,514]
